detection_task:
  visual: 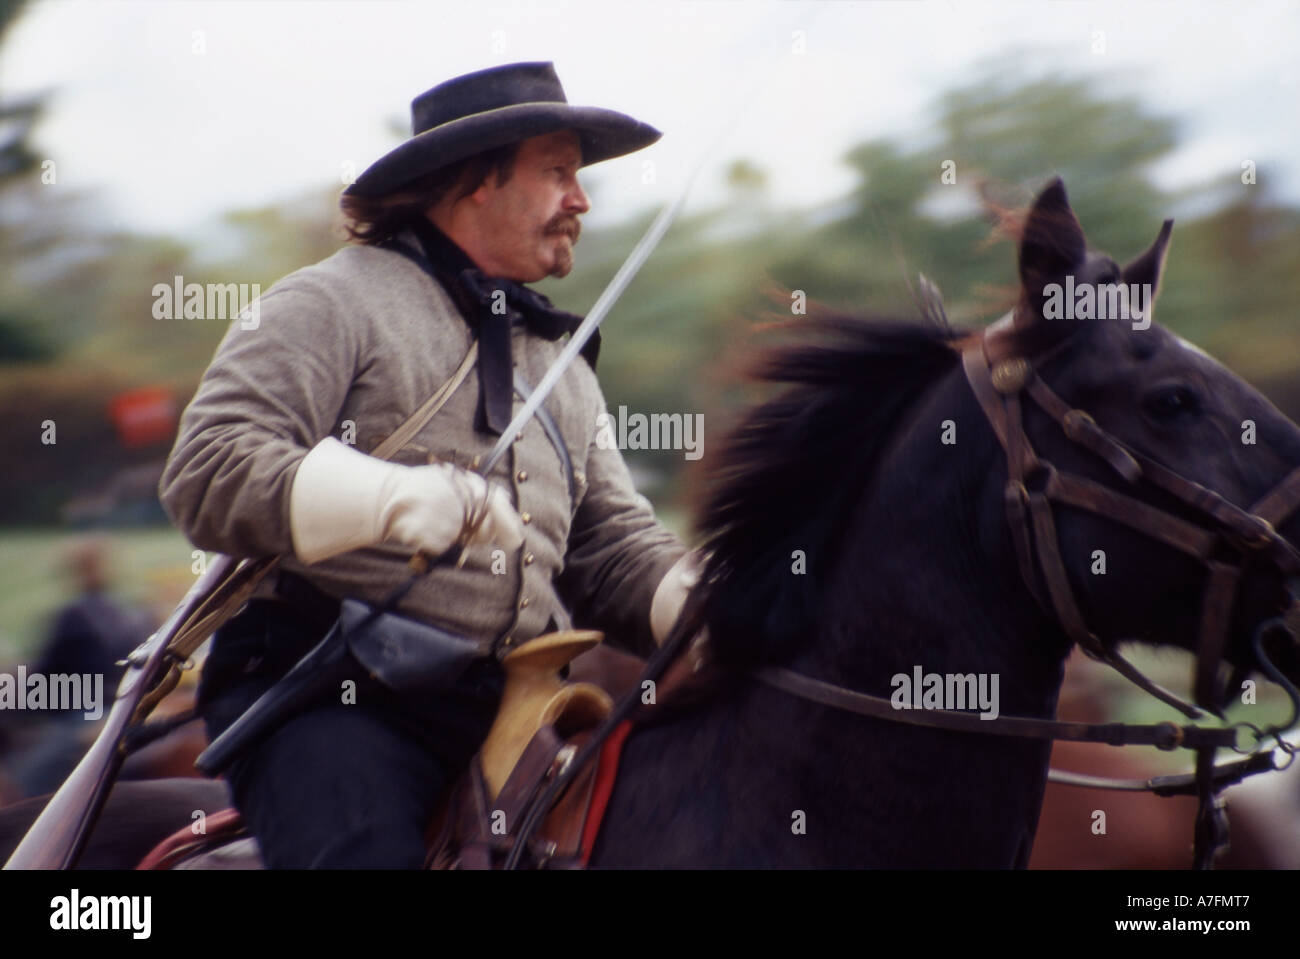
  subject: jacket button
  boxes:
[520,512,531,525]
[503,635,514,648]
[523,553,534,566]
[517,469,528,482]
[574,471,585,486]
[519,597,530,609]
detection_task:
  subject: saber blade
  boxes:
[481,180,697,475]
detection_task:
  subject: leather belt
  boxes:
[239,568,342,639]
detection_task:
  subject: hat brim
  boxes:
[343,102,660,197]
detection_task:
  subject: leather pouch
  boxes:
[339,597,485,692]
[196,597,487,775]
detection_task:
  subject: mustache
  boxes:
[545,215,581,241]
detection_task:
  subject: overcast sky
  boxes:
[2,0,1298,238]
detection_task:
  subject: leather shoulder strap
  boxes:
[371,239,483,460]
[514,370,577,503]
[166,271,481,659]
[387,237,577,496]
[372,342,478,460]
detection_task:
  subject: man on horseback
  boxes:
[158,62,697,868]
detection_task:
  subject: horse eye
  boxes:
[1142,385,1201,420]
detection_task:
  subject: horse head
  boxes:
[983,178,1300,714]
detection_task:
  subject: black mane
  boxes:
[697,312,967,666]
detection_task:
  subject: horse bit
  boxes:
[755,311,1300,869]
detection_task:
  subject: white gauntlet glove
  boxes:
[289,437,524,565]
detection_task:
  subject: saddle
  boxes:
[424,630,618,869]
[138,630,645,870]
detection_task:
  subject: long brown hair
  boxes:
[339,143,519,245]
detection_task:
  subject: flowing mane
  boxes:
[696,310,968,667]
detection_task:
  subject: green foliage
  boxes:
[3,63,1299,527]
[0,308,54,362]
[0,0,39,183]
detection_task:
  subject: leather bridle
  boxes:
[958,313,1300,715]
[754,313,1300,868]
[511,314,1300,870]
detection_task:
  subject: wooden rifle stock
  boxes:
[3,553,274,869]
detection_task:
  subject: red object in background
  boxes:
[108,386,178,449]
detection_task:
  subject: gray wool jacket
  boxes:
[158,229,686,660]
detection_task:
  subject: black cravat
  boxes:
[387,219,600,436]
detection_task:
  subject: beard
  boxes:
[543,214,581,277]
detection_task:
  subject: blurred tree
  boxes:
[0,0,36,181]
[0,0,55,363]
[3,53,1299,526]
[0,89,38,182]
[217,190,348,288]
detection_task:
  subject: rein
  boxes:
[751,314,1300,869]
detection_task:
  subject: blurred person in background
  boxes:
[35,536,151,686]
[3,536,154,797]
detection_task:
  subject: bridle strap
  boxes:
[1022,349,1300,568]
[966,346,1230,563]
[965,343,1209,717]
[1048,750,1277,795]
[752,666,1236,749]
[961,331,1300,716]
[1194,562,1245,710]
[1046,471,1218,559]
[1188,474,1300,713]
[1252,466,1300,526]
[1025,484,1094,649]
[1024,377,1142,482]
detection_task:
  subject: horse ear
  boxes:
[1016,178,1086,329]
[1121,219,1174,294]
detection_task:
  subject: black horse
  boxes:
[4,178,1299,868]
[589,178,1300,867]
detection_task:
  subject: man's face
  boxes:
[470,130,590,282]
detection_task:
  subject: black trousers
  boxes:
[198,598,504,869]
